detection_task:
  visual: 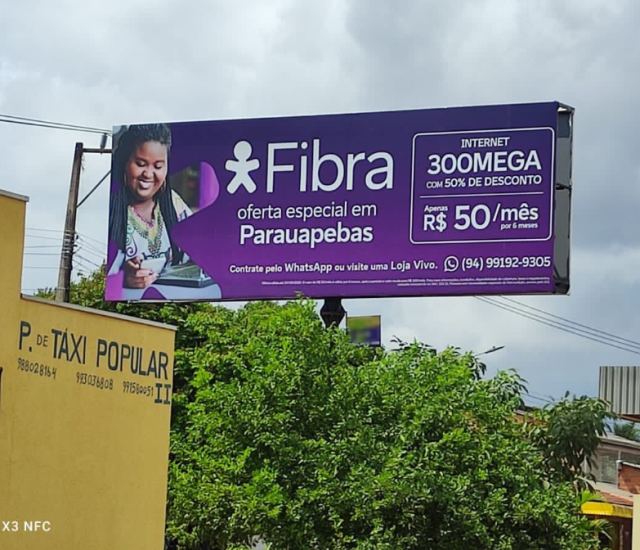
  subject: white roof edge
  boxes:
[0,188,29,202]
[21,295,177,331]
[601,434,640,450]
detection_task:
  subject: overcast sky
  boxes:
[1,0,639,404]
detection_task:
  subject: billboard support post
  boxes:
[320,298,346,329]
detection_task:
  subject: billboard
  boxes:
[347,315,382,347]
[105,101,574,302]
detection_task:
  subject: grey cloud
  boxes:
[2,0,640,399]
[342,0,640,248]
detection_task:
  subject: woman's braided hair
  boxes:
[109,124,183,265]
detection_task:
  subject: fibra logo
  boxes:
[225,139,394,194]
[226,141,260,194]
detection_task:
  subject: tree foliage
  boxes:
[50,269,610,550]
[613,421,640,442]
[526,394,613,489]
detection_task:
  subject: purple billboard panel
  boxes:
[105,101,573,302]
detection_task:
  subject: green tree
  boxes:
[613,420,640,442]
[526,394,613,489]
[52,269,607,550]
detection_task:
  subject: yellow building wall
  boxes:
[0,190,176,550]
[0,190,26,309]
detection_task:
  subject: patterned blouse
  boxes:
[109,190,192,275]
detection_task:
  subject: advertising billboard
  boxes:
[105,101,573,302]
[347,315,382,347]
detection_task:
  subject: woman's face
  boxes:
[124,141,169,202]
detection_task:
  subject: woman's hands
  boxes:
[123,256,159,288]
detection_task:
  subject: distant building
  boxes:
[583,433,640,550]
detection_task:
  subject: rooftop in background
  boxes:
[600,366,640,422]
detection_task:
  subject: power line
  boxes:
[499,296,640,349]
[75,254,101,268]
[76,247,105,262]
[477,296,640,354]
[476,296,640,353]
[26,228,106,251]
[24,252,64,256]
[76,232,106,248]
[0,113,111,135]
[526,394,553,404]
[77,171,111,208]
[76,239,106,255]
[476,296,640,356]
[26,227,64,233]
[26,228,105,248]
[73,260,96,273]
[529,391,556,403]
[25,234,63,242]
[0,117,109,136]
[77,243,104,255]
[0,113,110,132]
[488,296,640,352]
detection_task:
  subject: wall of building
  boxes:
[0,190,176,550]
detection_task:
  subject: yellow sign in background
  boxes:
[0,190,176,550]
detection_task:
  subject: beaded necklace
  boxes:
[127,204,164,257]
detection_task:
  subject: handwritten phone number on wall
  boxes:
[76,372,114,390]
[17,358,57,379]
[123,381,154,398]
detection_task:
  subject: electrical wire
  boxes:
[73,261,95,274]
[76,240,106,257]
[0,113,110,135]
[0,113,109,132]
[499,296,640,349]
[25,234,63,242]
[476,296,640,356]
[26,228,75,241]
[26,228,106,249]
[526,394,553,404]
[24,252,62,256]
[477,296,640,354]
[76,250,105,265]
[483,296,640,352]
[529,391,556,403]
[77,171,111,208]
[75,254,101,268]
[25,227,64,233]
[76,232,106,248]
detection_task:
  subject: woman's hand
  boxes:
[123,256,159,288]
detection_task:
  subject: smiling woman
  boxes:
[108,124,192,289]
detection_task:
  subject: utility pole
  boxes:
[55,142,84,302]
[55,138,112,303]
